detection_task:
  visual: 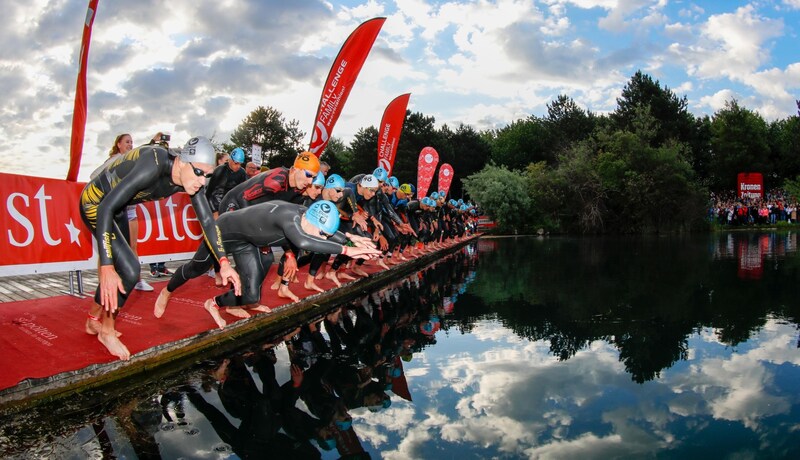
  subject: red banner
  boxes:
[309,17,386,157]
[416,147,439,198]
[377,93,410,175]
[1,173,205,276]
[67,0,100,182]
[438,163,454,198]
[737,172,763,200]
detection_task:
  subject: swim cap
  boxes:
[388,176,399,188]
[431,191,439,200]
[449,199,457,207]
[399,183,412,195]
[334,419,352,431]
[317,437,337,451]
[312,171,326,186]
[409,184,416,194]
[180,137,216,165]
[372,166,388,182]
[293,151,320,174]
[305,200,340,235]
[457,199,464,205]
[230,147,245,164]
[325,173,346,189]
[360,174,378,188]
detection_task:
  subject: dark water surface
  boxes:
[2,233,800,459]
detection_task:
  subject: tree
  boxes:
[345,126,379,180]
[708,99,770,190]
[319,136,349,175]
[226,106,305,168]
[463,164,532,233]
[544,94,596,157]
[442,124,492,199]
[612,70,695,148]
[490,117,552,170]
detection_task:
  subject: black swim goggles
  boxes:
[189,163,213,178]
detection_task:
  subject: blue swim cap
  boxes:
[325,173,346,189]
[388,176,399,188]
[457,199,464,205]
[230,147,245,164]
[312,171,326,186]
[449,199,457,207]
[317,437,337,450]
[305,200,340,235]
[410,184,416,194]
[431,191,439,200]
[372,166,388,182]
[335,419,352,430]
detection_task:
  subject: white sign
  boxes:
[251,144,263,166]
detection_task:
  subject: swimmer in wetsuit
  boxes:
[155,200,379,328]
[79,136,242,360]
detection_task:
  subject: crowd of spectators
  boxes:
[709,189,799,225]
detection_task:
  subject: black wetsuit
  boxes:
[205,163,247,213]
[79,144,225,309]
[168,201,348,307]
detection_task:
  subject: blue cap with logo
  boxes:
[230,147,245,164]
[372,167,389,182]
[305,200,340,235]
[325,173,346,189]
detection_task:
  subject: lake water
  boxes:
[2,233,800,459]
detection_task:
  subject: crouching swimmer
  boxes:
[79,136,241,361]
[155,200,380,329]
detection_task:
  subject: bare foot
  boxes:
[338,271,356,281]
[270,277,280,291]
[98,331,131,360]
[204,299,227,329]
[85,318,122,337]
[352,266,369,277]
[277,285,300,302]
[224,307,251,319]
[252,305,272,314]
[304,277,324,293]
[154,288,171,318]
[215,272,225,287]
[324,270,342,287]
[376,258,390,270]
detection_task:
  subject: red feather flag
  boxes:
[66,0,100,182]
[438,163,454,198]
[416,147,439,198]
[309,17,386,157]
[376,93,410,175]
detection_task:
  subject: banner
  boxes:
[1,173,205,276]
[377,93,411,175]
[309,17,386,157]
[416,147,439,198]
[67,0,100,182]
[438,163,454,198]
[737,172,763,200]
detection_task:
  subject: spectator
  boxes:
[245,161,259,178]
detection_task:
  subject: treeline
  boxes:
[224,70,800,234]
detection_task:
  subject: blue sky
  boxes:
[0,0,798,181]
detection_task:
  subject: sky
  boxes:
[0,0,798,182]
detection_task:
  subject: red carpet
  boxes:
[0,260,387,393]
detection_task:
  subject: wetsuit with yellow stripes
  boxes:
[79,144,225,309]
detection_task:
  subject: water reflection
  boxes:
[3,235,800,458]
